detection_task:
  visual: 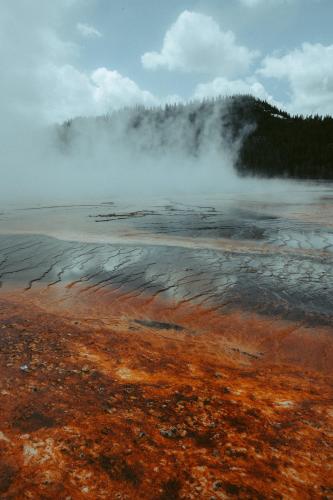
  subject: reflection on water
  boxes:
[0,185,333,499]
[0,186,332,324]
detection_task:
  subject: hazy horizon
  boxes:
[1,1,332,203]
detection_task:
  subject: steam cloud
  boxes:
[53,102,247,199]
[0,2,243,204]
[0,1,314,206]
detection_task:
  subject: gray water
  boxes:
[0,187,332,324]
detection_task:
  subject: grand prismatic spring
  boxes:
[0,187,332,498]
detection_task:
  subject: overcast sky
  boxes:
[1,0,333,123]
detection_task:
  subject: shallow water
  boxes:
[0,187,332,324]
[1,186,333,498]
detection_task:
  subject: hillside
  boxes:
[58,95,333,180]
[232,96,333,179]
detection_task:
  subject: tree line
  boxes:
[59,95,333,180]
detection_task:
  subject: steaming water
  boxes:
[0,183,332,325]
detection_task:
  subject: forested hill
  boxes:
[232,96,333,179]
[59,95,333,180]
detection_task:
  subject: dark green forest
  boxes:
[60,95,333,180]
[230,96,333,179]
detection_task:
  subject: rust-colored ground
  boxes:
[0,287,332,499]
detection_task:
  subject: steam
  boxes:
[52,101,246,199]
[0,1,244,204]
[0,2,324,207]
[0,93,317,205]
[0,84,247,204]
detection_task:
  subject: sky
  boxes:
[1,0,333,124]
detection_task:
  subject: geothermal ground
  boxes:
[0,188,332,499]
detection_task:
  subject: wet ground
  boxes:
[0,187,332,498]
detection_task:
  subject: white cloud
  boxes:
[259,43,333,115]
[77,22,102,38]
[91,68,158,111]
[142,10,259,76]
[40,65,159,122]
[193,76,274,102]
[39,64,94,121]
[0,1,81,129]
[0,2,158,124]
